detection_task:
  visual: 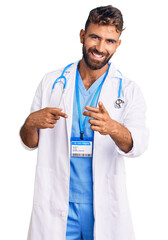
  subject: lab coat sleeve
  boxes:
[20,75,44,151]
[116,84,149,158]
[30,76,44,113]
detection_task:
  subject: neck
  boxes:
[78,58,108,89]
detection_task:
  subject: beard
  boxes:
[82,43,113,70]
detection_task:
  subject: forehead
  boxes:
[85,23,120,39]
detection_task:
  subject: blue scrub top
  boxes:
[69,67,106,203]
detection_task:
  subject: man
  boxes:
[20,5,149,240]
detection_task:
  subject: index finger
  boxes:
[85,105,99,113]
[57,111,68,118]
[49,108,68,118]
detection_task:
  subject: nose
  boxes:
[95,40,105,53]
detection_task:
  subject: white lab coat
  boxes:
[26,61,149,240]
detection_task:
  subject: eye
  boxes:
[107,39,117,44]
[92,35,99,39]
[89,34,100,40]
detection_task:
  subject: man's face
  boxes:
[80,23,121,70]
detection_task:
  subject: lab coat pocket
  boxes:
[33,165,61,214]
[107,174,129,214]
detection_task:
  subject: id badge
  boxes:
[71,137,93,157]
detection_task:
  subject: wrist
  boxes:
[24,114,37,130]
[108,119,120,137]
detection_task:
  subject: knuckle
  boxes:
[44,107,49,112]
[47,112,51,117]
[103,116,107,122]
[101,115,106,121]
[101,127,105,132]
[46,119,50,125]
[44,121,48,127]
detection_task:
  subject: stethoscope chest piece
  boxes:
[114,98,124,109]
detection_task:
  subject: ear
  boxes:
[80,29,85,44]
[113,40,121,54]
[116,39,121,48]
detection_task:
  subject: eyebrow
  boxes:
[88,33,118,43]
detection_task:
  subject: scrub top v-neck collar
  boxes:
[78,71,106,96]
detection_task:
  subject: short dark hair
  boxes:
[85,5,124,33]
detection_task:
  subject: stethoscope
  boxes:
[52,63,73,91]
[114,69,125,109]
[51,63,124,109]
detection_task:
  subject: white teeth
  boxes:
[92,53,103,58]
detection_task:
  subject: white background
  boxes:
[0,0,168,239]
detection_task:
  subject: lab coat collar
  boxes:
[108,62,122,79]
[64,60,122,80]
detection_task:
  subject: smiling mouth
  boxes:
[91,52,104,59]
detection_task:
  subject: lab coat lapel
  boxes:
[62,62,78,153]
[98,63,121,106]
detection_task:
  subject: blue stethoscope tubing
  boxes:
[51,62,123,102]
[117,70,122,99]
[52,63,74,90]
